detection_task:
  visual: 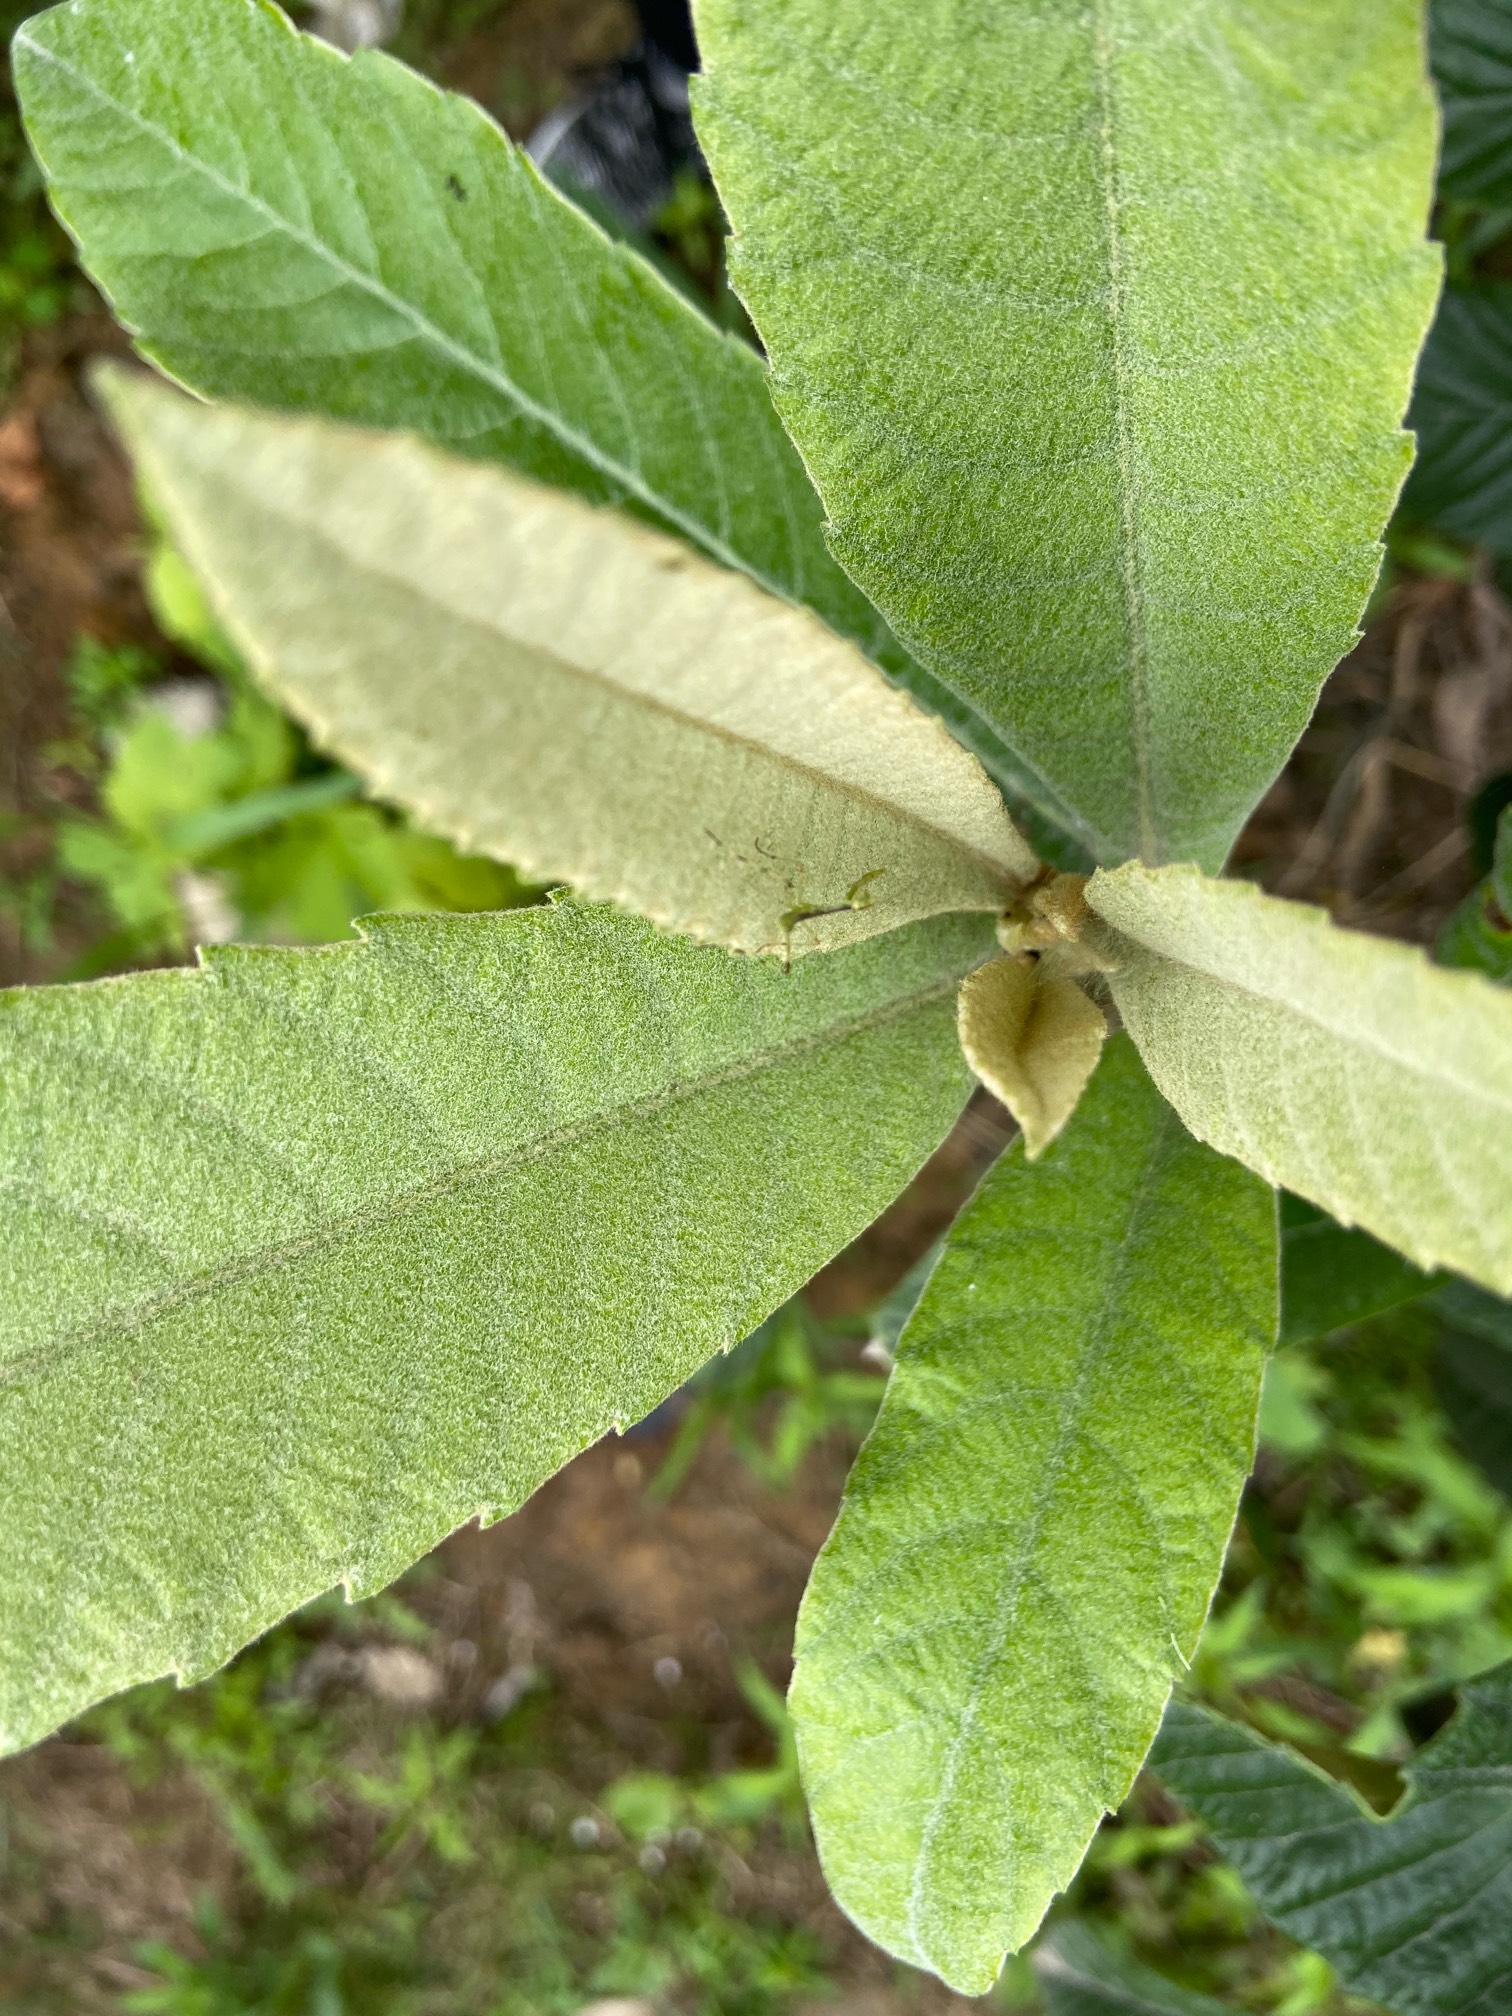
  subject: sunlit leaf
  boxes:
[103,372,1034,959]
[694,0,1440,867]
[0,899,992,1755]
[790,1038,1275,1992]
[1088,863,1512,1294]
[12,0,1068,849]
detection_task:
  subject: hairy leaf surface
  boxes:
[694,0,1441,868]
[104,374,1033,959]
[0,901,992,1755]
[1089,864,1512,1294]
[1035,1924,1233,2016]
[790,1038,1275,1993]
[12,0,1071,848]
[1404,287,1512,554]
[1152,1669,1512,2016]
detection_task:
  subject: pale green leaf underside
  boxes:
[0,901,992,1756]
[1152,1667,1512,2016]
[1089,863,1512,1295]
[103,373,1034,958]
[790,1037,1276,1994]
[12,0,1078,852]
[693,0,1441,868]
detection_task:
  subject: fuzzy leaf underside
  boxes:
[0,901,991,1756]
[790,1038,1276,1994]
[1151,1667,1512,2016]
[1089,863,1512,1295]
[103,374,1033,959]
[693,0,1441,869]
[1035,1924,1233,2016]
[11,0,1075,849]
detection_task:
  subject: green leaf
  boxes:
[693,0,1441,869]
[1035,1924,1233,2016]
[789,1037,1276,1993]
[1435,1279,1512,1496]
[1088,862,1512,1295]
[1151,1666,1512,2016]
[102,372,1034,959]
[0,900,992,1755]
[1438,804,1512,982]
[11,0,1069,853]
[1433,0,1512,208]
[1403,287,1512,554]
[1280,1195,1442,1347]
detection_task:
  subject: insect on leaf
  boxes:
[102,372,1035,959]
[957,955,1107,1158]
[11,0,1073,850]
[1088,862,1512,1295]
[693,0,1441,868]
[1151,1666,1512,2016]
[790,1037,1276,1993]
[0,899,994,1756]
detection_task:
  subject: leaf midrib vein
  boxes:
[1106,914,1512,1117]
[0,973,963,1391]
[221,470,1026,889]
[1091,0,1157,863]
[14,33,762,586]
[903,1104,1186,1956]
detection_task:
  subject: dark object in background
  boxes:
[528,0,701,229]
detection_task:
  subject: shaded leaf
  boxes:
[866,1241,941,1362]
[1035,1924,1234,2016]
[12,0,1071,852]
[1403,286,1512,554]
[1433,0,1512,207]
[790,1037,1275,1993]
[957,955,1107,1158]
[0,899,993,1755]
[1151,1667,1512,2016]
[1088,863,1512,1295]
[1280,1195,1442,1347]
[694,0,1441,868]
[1438,804,1512,981]
[103,373,1033,959]
[1435,1279,1512,1495]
